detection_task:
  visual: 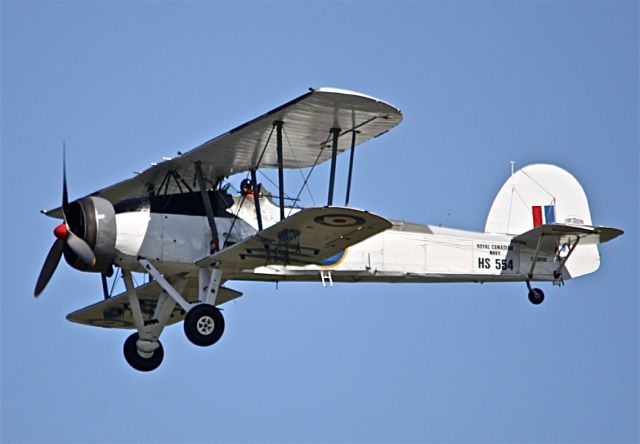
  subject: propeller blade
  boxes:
[67,231,96,267]
[34,240,65,297]
[35,145,96,297]
[62,142,70,222]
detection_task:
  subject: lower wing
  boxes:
[197,206,391,270]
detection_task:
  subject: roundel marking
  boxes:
[313,214,365,227]
[317,249,348,267]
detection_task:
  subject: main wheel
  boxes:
[528,288,545,305]
[123,333,164,372]
[184,304,225,347]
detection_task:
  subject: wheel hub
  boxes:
[136,339,160,354]
[196,315,215,335]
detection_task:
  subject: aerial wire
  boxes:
[521,169,556,201]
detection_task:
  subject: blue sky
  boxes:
[1,1,638,443]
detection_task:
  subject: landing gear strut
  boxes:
[123,333,164,372]
[121,261,226,371]
[526,281,545,305]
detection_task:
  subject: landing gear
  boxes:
[184,304,225,347]
[121,261,226,371]
[528,288,545,305]
[123,333,164,372]
[526,280,545,305]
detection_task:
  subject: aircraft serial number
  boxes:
[477,258,514,271]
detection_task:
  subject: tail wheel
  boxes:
[184,304,225,347]
[528,288,545,305]
[123,333,164,372]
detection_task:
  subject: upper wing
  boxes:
[197,206,391,269]
[512,223,624,250]
[45,88,402,218]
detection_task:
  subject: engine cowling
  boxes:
[64,196,117,273]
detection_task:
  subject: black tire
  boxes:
[528,288,545,305]
[184,304,225,347]
[123,333,164,372]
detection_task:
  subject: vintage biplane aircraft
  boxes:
[35,88,623,371]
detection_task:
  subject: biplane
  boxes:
[35,88,623,371]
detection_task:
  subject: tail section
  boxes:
[485,164,621,279]
[485,164,592,235]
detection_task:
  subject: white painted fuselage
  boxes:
[111,196,576,284]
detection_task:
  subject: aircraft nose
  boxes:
[53,223,68,241]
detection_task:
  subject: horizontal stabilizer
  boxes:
[66,278,242,329]
[197,206,391,269]
[513,223,623,250]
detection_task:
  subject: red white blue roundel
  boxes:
[318,249,347,266]
[313,214,365,227]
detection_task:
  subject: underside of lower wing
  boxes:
[197,206,392,270]
[66,278,242,329]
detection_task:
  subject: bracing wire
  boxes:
[223,181,250,247]
[222,124,277,243]
[257,170,299,203]
[286,144,326,217]
[109,267,121,297]
[507,187,515,233]
[254,124,276,171]
[283,127,317,206]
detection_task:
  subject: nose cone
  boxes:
[53,223,68,241]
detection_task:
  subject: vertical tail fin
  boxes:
[485,164,600,278]
[485,164,592,235]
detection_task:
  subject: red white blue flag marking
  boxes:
[532,205,555,227]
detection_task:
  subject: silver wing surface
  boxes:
[45,87,402,218]
[66,277,242,329]
[197,206,392,270]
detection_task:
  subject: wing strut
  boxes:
[101,273,110,300]
[344,130,358,207]
[275,121,285,221]
[528,234,546,279]
[553,237,580,284]
[327,128,340,206]
[250,168,263,231]
[194,161,220,252]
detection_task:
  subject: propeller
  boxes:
[34,148,96,297]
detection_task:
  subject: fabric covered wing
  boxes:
[45,88,401,217]
[197,206,391,269]
[66,278,242,329]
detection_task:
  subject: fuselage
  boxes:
[112,194,569,284]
